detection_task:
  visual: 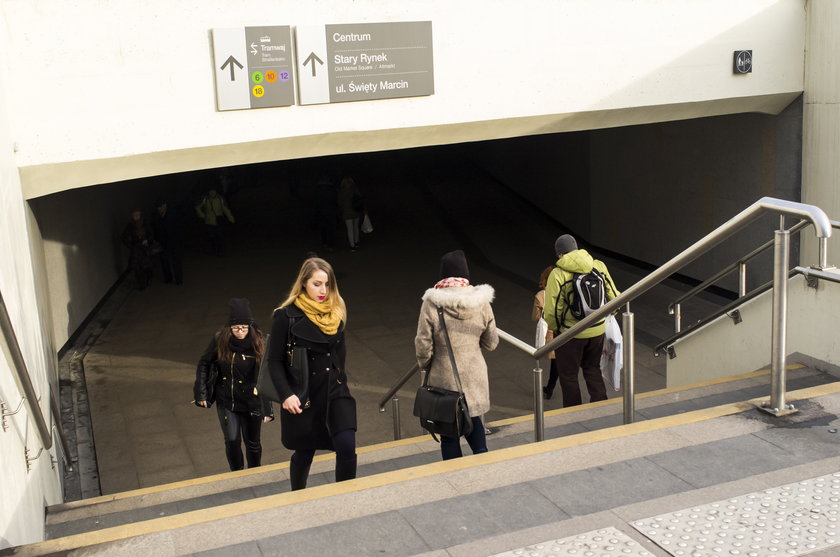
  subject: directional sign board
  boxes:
[212,26,295,111]
[296,21,433,105]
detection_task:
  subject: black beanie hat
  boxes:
[439,250,470,281]
[227,298,254,326]
[554,234,578,256]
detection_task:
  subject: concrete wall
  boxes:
[802,0,840,268]
[466,100,804,289]
[0,19,62,550]
[666,271,840,387]
[28,175,203,348]
[0,0,805,199]
[589,100,804,291]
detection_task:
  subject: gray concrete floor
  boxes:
[80,152,731,494]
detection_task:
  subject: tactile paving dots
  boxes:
[631,472,840,557]
[491,526,652,556]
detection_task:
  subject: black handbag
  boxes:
[254,311,311,409]
[413,306,473,441]
[194,359,219,408]
[255,334,281,402]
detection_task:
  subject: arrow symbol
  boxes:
[303,52,324,77]
[250,42,258,56]
[220,55,243,81]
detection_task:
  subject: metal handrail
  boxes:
[0,289,72,471]
[378,363,420,411]
[668,219,840,332]
[378,332,545,441]
[381,197,832,441]
[655,265,840,356]
[534,197,832,360]
[669,220,810,310]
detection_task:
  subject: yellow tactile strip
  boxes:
[52,364,794,512]
[18,380,840,556]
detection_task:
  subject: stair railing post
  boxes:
[672,302,681,333]
[533,364,544,442]
[622,303,635,424]
[761,227,797,416]
[738,262,747,296]
[391,398,401,440]
[818,237,830,270]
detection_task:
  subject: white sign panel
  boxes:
[213,28,250,111]
[296,25,330,105]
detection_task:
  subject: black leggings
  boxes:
[216,405,263,470]
[291,428,356,468]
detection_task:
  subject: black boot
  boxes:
[245,447,262,468]
[335,455,357,483]
[224,441,244,471]
[289,453,312,491]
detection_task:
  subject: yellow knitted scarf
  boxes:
[294,294,342,335]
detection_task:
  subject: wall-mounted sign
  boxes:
[212,26,295,111]
[296,21,434,105]
[734,50,753,74]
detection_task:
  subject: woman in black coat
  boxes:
[194,298,273,471]
[268,257,357,490]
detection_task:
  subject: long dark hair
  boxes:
[216,323,266,365]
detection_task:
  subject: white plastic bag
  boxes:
[361,213,373,234]
[535,317,548,350]
[600,315,623,390]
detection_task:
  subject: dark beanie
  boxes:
[439,250,470,281]
[554,234,578,256]
[227,298,254,325]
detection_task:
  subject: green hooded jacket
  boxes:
[543,249,620,338]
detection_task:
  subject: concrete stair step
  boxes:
[8,379,840,556]
[40,365,834,543]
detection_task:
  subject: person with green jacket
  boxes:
[195,188,235,255]
[543,234,620,407]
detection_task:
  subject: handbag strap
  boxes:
[434,306,466,396]
[285,307,298,348]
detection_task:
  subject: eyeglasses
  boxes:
[230,325,250,332]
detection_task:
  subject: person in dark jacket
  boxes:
[120,208,154,290]
[267,257,357,490]
[314,175,338,252]
[194,298,273,471]
[149,199,184,285]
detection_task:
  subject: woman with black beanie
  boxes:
[194,298,273,471]
[415,250,499,460]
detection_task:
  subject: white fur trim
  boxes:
[421,284,495,309]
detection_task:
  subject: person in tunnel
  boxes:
[543,234,620,407]
[195,188,235,256]
[337,176,363,251]
[415,250,499,460]
[532,265,560,400]
[268,257,357,490]
[120,208,155,290]
[194,298,273,471]
[150,199,184,285]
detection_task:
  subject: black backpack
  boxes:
[555,267,606,329]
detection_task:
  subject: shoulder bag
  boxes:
[254,310,310,409]
[254,334,281,402]
[412,306,473,441]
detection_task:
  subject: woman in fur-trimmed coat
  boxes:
[415,250,499,460]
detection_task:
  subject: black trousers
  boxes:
[158,248,183,284]
[216,405,262,470]
[555,334,607,408]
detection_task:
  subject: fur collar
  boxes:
[421,284,495,309]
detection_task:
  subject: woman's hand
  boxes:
[283,395,303,414]
[197,400,209,408]
[263,415,274,423]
